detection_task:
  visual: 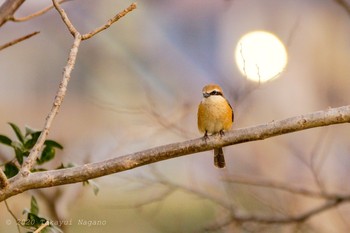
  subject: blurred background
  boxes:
[1,0,350,232]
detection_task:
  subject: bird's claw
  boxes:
[203,131,209,142]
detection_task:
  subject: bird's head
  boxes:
[202,84,224,98]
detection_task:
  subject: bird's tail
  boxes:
[214,147,226,168]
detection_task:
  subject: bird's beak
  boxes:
[203,92,210,98]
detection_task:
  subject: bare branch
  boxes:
[1,105,349,201]
[205,199,342,231]
[20,0,137,175]
[0,31,39,51]
[52,0,79,37]
[236,199,342,224]
[333,0,350,16]
[9,0,71,22]
[0,0,25,26]
[82,3,137,40]
[21,35,82,174]
[0,168,8,188]
[4,200,21,232]
[224,176,333,199]
[33,221,49,233]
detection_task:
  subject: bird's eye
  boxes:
[210,90,221,96]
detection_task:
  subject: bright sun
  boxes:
[235,31,288,83]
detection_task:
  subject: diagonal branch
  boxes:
[233,199,342,224]
[20,1,137,174]
[1,105,350,201]
[20,35,82,174]
[52,0,79,37]
[0,31,40,51]
[0,0,25,26]
[0,168,8,188]
[9,0,71,22]
[333,0,350,16]
[224,176,342,199]
[81,3,137,40]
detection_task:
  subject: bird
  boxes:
[197,84,234,168]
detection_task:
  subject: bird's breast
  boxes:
[197,96,233,134]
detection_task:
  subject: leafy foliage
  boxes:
[20,196,62,233]
[0,122,63,178]
[1,123,97,232]
[4,162,18,178]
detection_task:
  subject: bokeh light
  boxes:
[235,30,288,82]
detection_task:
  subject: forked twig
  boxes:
[20,0,137,174]
[82,3,137,40]
[9,0,71,22]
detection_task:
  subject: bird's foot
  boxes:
[203,131,209,142]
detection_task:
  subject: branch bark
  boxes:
[0,0,25,26]
[0,31,40,51]
[20,35,82,175]
[1,105,350,202]
[334,0,350,16]
[20,1,137,174]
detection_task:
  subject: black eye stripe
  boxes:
[210,90,222,96]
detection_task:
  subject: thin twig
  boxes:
[0,0,25,27]
[9,0,71,22]
[52,0,79,37]
[33,221,49,233]
[0,31,39,51]
[21,35,82,174]
[238,199,342,224]
[0,168,9,188]
[205,199,342,231]
[81,3,137,40]
[20,0,137,174]
[4,200,21,232]
[224,176,333,199]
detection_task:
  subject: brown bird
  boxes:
[197,84,234,168]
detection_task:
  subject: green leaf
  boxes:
[25,126,38,137]
[30,196,39,215]
[37,146,55,165]
[44,140,63,150]
[15,147,25,165]
[24,131,41,149]
[56,163,75,169]
[8,122,24,143]
[0,135,12,146]
[26,213,47,227]
[4,163,19,178]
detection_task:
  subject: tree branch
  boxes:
[205,199,343,231]
[224,176,328,199]
[8,0,71,22]
[20,1,137,174]
[0,0,25,27]
[1,105,350,202]
[0,168,9,188]
[52,0,80,37]
[0,31,40,51]
[333,0,350,16]
[81,3,137,40]
[20,35,81,175]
